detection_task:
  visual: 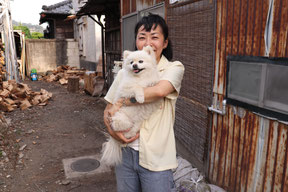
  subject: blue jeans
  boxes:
[115,147,175,192]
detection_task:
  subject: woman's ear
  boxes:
[163,39,168,49]
[123,50,131,59]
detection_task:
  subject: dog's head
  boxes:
[122,46,157,76]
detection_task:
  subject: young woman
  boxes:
[103,14,184,192]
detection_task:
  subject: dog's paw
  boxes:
[135,94,144,103]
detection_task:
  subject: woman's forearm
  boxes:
[122,80,175,105]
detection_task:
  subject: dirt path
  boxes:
[0,80,116,192]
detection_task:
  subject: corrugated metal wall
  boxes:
[167,0,215,170]
[121,0,165,15]
[209,0,288,191]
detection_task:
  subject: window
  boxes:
[226,56,288,121]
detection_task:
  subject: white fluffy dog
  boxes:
[101,46,160,166]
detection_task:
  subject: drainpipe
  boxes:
[88,14,105,83]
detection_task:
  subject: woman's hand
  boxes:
[107,98,124,117]
[104,103,139,143]
[114,131,140,144]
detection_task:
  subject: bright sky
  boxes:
[10,0,63,25]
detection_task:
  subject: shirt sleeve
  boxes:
[104,69,123,104]
[160,61,185,100]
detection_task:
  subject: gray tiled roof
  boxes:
[41,0,73,14]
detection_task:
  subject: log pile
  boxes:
[42,65,86,85]
[0,42,6,82]
[0,80,52,112]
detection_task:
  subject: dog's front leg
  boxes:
[133,86,145,103]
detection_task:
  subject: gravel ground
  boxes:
[0,80,116,192]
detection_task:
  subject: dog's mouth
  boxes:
[133,68,144,74]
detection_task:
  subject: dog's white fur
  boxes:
[101,46,160,166]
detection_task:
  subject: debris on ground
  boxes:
[42,65,105,97]
[0,43,6,82]
[173,156,226,192]
[41,65,86,85]
[0,80,52,112]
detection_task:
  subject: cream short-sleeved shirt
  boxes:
[105,55,184,171]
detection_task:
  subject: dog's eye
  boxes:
[139,60,143,63]
[130,61,133,65]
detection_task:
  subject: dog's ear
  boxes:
[143,46,153,55]
[123,50,131,59]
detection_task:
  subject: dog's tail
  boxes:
[100,137,122,166]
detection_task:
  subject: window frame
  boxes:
[226,55,288,121]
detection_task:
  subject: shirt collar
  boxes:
[157,55,169,71]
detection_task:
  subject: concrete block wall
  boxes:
[26,39,80,75]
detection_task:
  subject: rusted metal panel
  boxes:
[213,0,221,93]
[263,121,279,191]
[269,0,282,57]
[253,118,270,192]
[278,0,288,57]
[252,0,263,55]
[223,107,234,187]
[122,0,131,15]
[131,0,136,12]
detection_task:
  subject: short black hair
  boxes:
[134,13,173,61]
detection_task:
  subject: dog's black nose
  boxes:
[132,64,138,69]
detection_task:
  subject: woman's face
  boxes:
[136,24,168,63]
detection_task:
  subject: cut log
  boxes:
[4,98,15,105]
[20,99,32,110]
[0,102,14,112]
[59,78,68,85]
[0,89,10,97]
[67,76,79,93]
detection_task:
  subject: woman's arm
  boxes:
[104,103,139,143]
[116,80,175,107]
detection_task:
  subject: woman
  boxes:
[103,14,184,192]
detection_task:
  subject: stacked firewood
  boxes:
[42,65,86,85]
[0,42,6,82]
[0,80,52,112]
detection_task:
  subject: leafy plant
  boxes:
[31,32,44,39]
[13,25,32,39]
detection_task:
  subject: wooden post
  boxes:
[67,76,79,93]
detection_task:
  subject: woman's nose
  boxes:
[144,38,151,46]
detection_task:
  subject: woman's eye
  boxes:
[138,37,145,40]
[130,61,133,65]
[152,37,158,40]
[139,60,143,63]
